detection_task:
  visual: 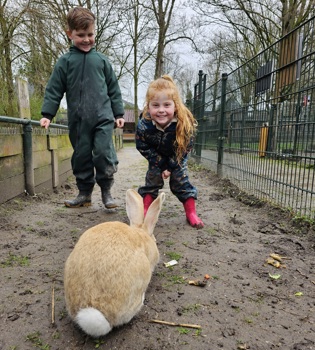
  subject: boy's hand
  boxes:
[115,118,125,128]
[40,118,51,129]
[162,170,171,179]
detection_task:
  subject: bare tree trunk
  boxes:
[133,0,139,124]
[0,4,16,116]
[151,0,176,79]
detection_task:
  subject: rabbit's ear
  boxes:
[143,192,166,236]
[126,189,144,227]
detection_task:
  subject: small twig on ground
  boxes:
[149,319,201,329]
[51,282,55,325]
[296,268,308,278]
[279,308,301,317]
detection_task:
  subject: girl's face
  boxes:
[148,93,176,129]
[66,24,95,52]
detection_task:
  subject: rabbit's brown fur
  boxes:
[64,189,165,337]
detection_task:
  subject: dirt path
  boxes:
[0,144,314,350]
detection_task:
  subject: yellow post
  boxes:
[258,123,268,157]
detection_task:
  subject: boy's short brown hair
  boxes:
[67,7,95,31]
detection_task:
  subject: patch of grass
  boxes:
[177,327,191,334]
[292,214,315,226]
[52,331,60,340]
[11,199,24,210]
[55,207,67,213]
[206,227,218,235]
[70,228,80,234]
[35,221,45,227]
[59,308,67,320]
[244,317,253,324]
[0,253,30,268]
[248,295,264,304]
[164,241,175,247]
[167,275,185,285]
[119,209,127,216]
[181,303,201,314]
[94,339,105,348]
[165,251,182,261]
[156,271,167,278]
[188,162,206,172]
[26,332,50,349]
[194,329,202,336]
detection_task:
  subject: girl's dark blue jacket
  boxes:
[136,115,193,171]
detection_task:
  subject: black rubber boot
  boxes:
[101,188,117,209]
[64,191,92,208]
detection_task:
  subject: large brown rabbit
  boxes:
[64,189,165,337]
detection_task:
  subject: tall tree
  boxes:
[149,0,198,79]
[191,0,315,53]
[113,0,158,121]
[0,0,32,116]
[150,0,176,78]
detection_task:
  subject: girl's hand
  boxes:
[40,118,51,129]
[162,170,171,179]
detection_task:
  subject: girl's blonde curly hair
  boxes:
[142,75,197,163]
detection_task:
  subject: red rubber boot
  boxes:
[143,194,154,217]
[183,197,204,229]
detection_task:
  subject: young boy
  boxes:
[40,7,125,209]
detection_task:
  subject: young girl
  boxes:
[136,75,204,229]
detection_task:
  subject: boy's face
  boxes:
[148,92,176,129]
[66,23,95,52]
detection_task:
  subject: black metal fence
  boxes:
[189,16,315,220]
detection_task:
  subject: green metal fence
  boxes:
[190,16,315,219]
[0,116,123,204]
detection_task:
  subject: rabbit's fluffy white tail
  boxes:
[76,307,112,337]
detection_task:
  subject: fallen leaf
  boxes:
[188,279,207,287]
[237,344,250,349]
[269,273,281,280]
[266,257,281,268]
[270,253,283,262]
[295,292,303,297]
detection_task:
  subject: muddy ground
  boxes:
[0,144,314,350]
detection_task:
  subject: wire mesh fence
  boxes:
[189,16,315,220]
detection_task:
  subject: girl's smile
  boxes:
[148,93,176,129]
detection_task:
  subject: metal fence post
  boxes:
[266,104,276,155]
[217,73,228,177]
[23,121,35,196]
[201,73,207,148]
[193,70,204,160]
